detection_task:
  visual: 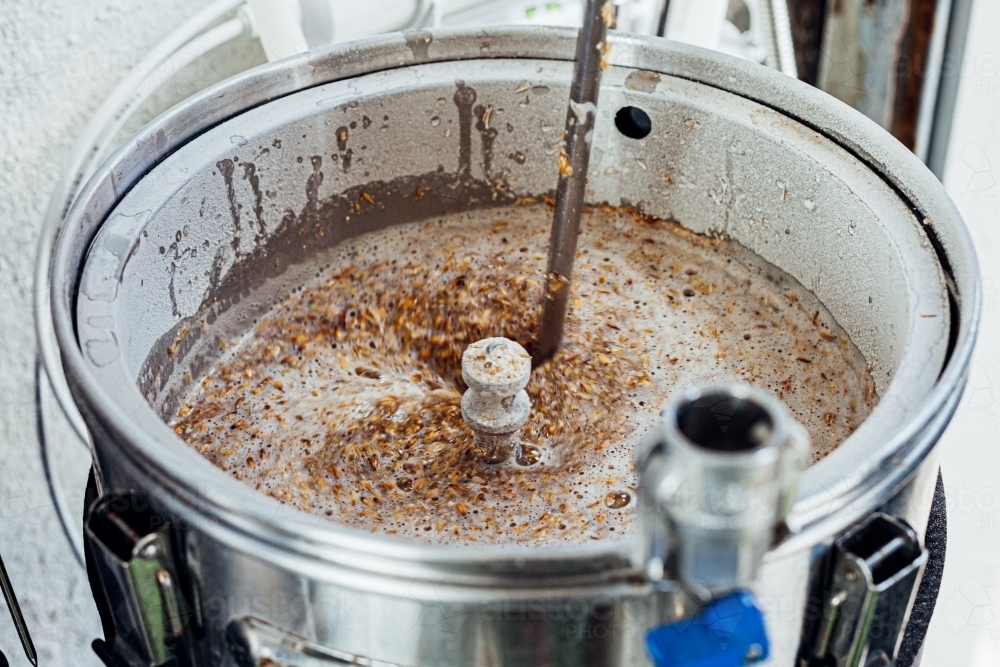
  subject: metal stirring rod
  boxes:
[0,550,37,665]
[534,0,614,365]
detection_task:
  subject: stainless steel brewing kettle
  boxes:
[49,27,978,667]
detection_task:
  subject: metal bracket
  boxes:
[85,493,192,667]
[810,514,928,667]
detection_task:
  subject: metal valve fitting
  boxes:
[636,382,809,597]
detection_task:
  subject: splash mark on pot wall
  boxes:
[474,104,499,177]
[404,29,433,61]
[624,69,661,93]
[207,246,229,301]
[168,260,181,319]
[454,81,477,178]
[216,158,242,254]
[242,162,266,240]
[162,218,199,320]
[304,156,324,223]
[334,126,353,173]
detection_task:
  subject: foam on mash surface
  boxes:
[170,204,876,546]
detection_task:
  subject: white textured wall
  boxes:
[0,2,211,664]
[925,0,1000,662]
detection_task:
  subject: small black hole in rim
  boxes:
[615,106,652,139]
[675,390,774,453]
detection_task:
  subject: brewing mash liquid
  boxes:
[171,204,876,546]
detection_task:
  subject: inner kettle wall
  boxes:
[76,58,942,414]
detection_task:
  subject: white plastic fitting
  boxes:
[460,337,532,464]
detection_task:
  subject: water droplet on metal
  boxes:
[604,490,630,509]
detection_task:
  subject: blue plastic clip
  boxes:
[645,591,769,667]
